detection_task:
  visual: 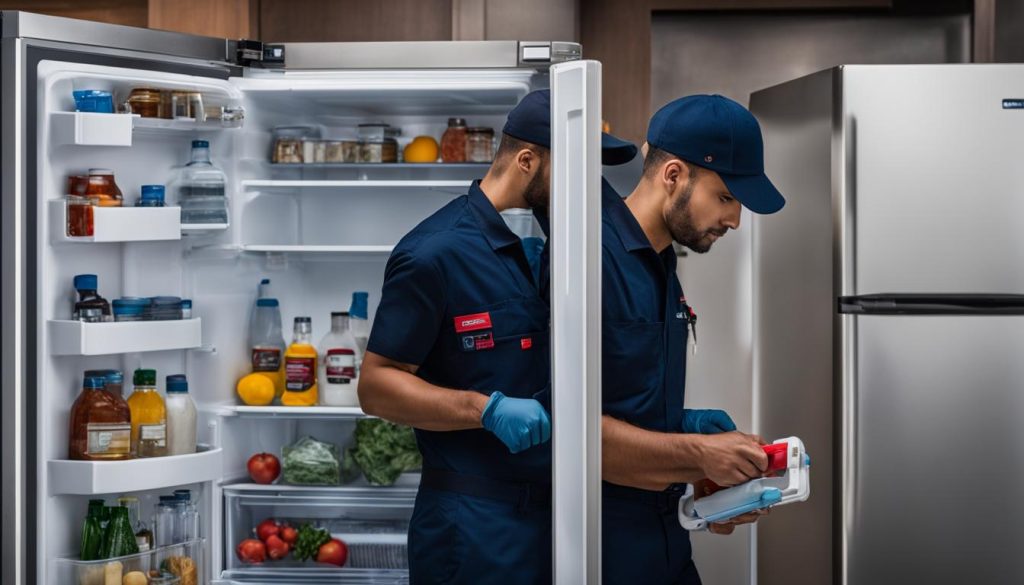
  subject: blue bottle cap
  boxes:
[181,299,192,308]
[350,291,369,319]
[73,274,98,291]
[84,376,105,389]
[173,489,191,501]
[106,371,124,384]
[256,298,279,308]
[192,140,209,148]
[166,374,188,393]
[140,185,165,199]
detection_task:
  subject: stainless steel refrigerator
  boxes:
[750,65,1024,585]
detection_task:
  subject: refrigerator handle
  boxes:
[550,59,602,585]
[837,312,857,585]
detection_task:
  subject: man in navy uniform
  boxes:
[358,89,637,584]
[598,94,786,584]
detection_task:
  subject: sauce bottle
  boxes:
[68,374,132,460]
[282,317,318,406]
[127,368,167,457]
[72,274,112,322]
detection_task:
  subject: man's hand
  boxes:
[480,391,551,453]
[682,409,736,434]
[695,432,769,486]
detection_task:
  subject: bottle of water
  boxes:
[178,140,229,224]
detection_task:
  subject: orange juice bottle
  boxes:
[126,368,167,457]
[282,317,318,406]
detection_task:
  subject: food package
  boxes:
[163,555,197,585]
[282,436,341,486]
[345,419,422,486]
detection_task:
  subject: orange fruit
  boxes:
[403,136,440,163]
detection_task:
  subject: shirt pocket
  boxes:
[602,321,664,404]
[451,297,550,397]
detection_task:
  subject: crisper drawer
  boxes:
[222,481,417,583]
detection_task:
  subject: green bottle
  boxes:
[79,500,105,561]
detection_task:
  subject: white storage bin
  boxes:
[49,445,222,495]
[50,200,182,243]
[51,111,137,147]
[49,318,202,356]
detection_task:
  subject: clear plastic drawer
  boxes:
[52,538,204,585]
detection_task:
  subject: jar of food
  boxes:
[112,298,148,322]
[125,88,164,118]
[324,140,346,163]
[466,127,495,162]
[67,175,90,197]
[358,124,399,163]
[272,126,319,164]
[441,118,468,163]
[66,195,96,237]
[86,169,123,207]
[138,185,166,207]
[171,91,204,120]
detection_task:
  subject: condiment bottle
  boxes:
[165,374,197,455]
[441,117,468,163]
[68,375,132,460]
[72,274,112,322]
[249,296,286,399]
[318,312,360,406]
[282,317,318,406]
[86,168,123,207]
[127,368,167,458]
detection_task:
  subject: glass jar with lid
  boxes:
[125,88,165,118]
[441,117,468,163]
[86,169,123,207]
[466,127,495,162]
[358,123,399,163]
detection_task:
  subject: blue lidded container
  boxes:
[72,90,114,114]
[112,297,148,322]
[138,185,166,207]
[146,296,183,321]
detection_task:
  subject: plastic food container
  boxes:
[50,538,202,585]
[466,127,495,162]
[358,124,400,163]
[113,298,149,322]
[73,90,115,113]
[125,88,165,118]
[145,297,184,321]
[272,126,320,164]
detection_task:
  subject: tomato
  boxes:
[247,453,281,484]
[256,518,280,542]
[266,534,290,560]
[236,539,266,564]
[316,538,348,567]
[280,525,298,545]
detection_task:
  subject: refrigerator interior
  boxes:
[37,57,545,585]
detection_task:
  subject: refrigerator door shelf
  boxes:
[48,446,222,495]
[50,111,138,147]
[49,318,202,356]
[133,115,244,133]
[52,538,205,584]
[50,200,182,244]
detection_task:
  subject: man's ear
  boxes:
[662,159,684,195]
[516,148,537,175]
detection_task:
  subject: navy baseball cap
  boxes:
[647,94,785,214]
[503,89,638,166]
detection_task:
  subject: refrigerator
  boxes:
[1,11,606,585]
[750,65,1024,585]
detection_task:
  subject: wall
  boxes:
[650,10,968,585]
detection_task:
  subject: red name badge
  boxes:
[520,337,533,350]
[454,312,492,333]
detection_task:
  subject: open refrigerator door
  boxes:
[5,11,581,585]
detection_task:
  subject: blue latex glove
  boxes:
[481,391,552,454]
[682,409,737,435]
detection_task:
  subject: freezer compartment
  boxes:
[52,538,205,585]
[223,484,415,580]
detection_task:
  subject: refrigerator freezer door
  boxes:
[849,314,1024,584]
[550,59,602,584]
[840,65,1024,295]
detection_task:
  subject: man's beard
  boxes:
[523,166,549,210]
[667,178,724,254]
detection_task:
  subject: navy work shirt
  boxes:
[367,181,551,484]
[601,179,688,433]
